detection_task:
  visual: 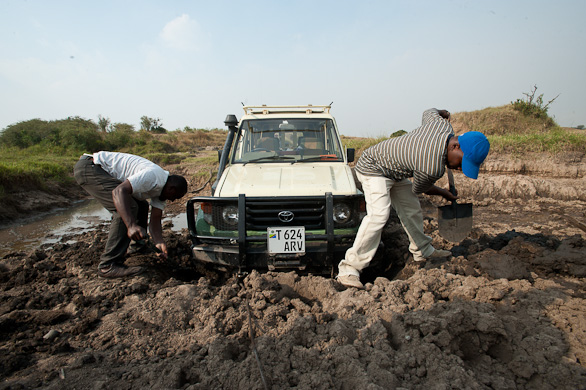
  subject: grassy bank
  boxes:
[452,105,586,155]
[1,104,585,202]
[0,146,79,198]
[0,125,228,201]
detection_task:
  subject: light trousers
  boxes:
[338,172,434,277]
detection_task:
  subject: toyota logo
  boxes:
[278,211,294,223]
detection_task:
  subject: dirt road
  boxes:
[1,152,585,389]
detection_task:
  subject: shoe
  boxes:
[336,274,364,289]
[428,248,452,259]
[98,264,145,279]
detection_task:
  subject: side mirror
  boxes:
[346,148,355,163]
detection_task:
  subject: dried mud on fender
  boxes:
[0,154,586,389]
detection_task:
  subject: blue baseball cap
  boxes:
[459,131,490,179]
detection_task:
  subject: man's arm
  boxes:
[422,108,451,125]
[112,180,147,241]
[149,207,168,260]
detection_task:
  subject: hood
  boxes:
[216,163,357,197]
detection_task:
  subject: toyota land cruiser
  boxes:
[186,105,365,274]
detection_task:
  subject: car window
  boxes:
[232,119,343,163]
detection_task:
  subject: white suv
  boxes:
[186,105,364,274]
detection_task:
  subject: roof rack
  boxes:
[243,104,331,115]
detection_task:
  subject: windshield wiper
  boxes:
[298,156,342,162]
[245,155,296,164]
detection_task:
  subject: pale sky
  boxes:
[1,0,584,137]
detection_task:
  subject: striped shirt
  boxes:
[355,109,454,194]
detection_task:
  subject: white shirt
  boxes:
[93,151,169,210]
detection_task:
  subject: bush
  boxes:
[0,119,55,148]
[0,117,103,151]
[390,130,407,138]
[60,125,104,151]
[104,126,136,150]
[511,85,558,127]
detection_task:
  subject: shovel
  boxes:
[438,169,473,242]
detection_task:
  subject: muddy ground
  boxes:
[1,152,586,389]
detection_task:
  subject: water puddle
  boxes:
[0,199,188,257]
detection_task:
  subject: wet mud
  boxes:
[1,153,585,389]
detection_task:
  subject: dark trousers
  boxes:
[73,155,149,268]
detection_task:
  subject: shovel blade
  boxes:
[438,203,473,242]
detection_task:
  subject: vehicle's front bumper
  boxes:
[186,193,361,272]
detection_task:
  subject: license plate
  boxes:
[267,227,305,254]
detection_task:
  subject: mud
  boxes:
[1,153,586,389]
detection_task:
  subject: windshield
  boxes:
[232,118,344,163]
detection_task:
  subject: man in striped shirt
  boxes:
[337,108,490,289]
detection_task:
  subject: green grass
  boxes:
[1,105,584,202]
[0,147,79,198]
[488,127,586,154]
[341,136,387,157]
[182,153,220,165]
[452,105,586,155]
[143,152,187,165]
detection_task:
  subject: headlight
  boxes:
[222,205,239,227]
[333,203,351,224]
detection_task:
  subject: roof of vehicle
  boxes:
[241,105,334,120]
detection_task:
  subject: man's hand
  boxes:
[442,190,458,202]
[127,224,147,241]
[437,109,451,121]
[425,185,458,202]
[149,207,167,260]
[155,243,168,260]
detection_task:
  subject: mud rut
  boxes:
[1,157,585,389]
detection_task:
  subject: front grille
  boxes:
[246,199,326,230]
[201,194,363,232]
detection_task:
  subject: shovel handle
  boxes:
[447,169,458,204]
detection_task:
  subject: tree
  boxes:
[112,123,135,133]
[140,116,166,133]
[97,115,111,133]
[106,123,136,150]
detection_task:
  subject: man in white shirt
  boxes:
[74,151,188,278]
